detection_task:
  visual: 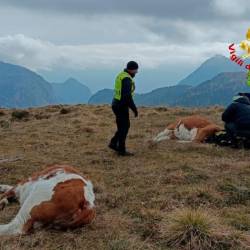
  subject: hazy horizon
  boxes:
[0,0,249,92]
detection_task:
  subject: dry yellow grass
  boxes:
[0,104,249,250]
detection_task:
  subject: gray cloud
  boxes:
[0,34,228,72]
[0,3,248,47]
[2,0,249,21]
[0,0,215,20]
[0,0,249,46]
[0,0,249,91]
[0,0,249,23]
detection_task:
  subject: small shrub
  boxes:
[0,110,5,116]
[34,113,50,120]
[11,110,29,120]
[155,107,168,112]
[0,120,10,129]
[60,108,70,115]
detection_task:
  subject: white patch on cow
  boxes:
[83,181,95,208]
[153,128,172,142]
[0,171,92,235]
[15,181,35,205]
[174,124,198,141]
[0,185,13,193]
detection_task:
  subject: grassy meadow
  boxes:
[0,104,249,250]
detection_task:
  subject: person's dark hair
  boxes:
[127,61,139,70]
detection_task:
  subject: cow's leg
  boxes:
[0,197,9,210]
[0,193,35,235]
[0,186,17,210]
[0,210,27,235]
[0,185,13,193]
[194,125,221,143]
[153,129,172,142]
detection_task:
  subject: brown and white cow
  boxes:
[153,115,222,143]
[0,165,95,235]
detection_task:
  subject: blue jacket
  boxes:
[222,97,250,128]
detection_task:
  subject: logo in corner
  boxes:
[228,28,250,86]
[239,28,250,59]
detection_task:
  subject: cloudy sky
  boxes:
[0,0,249,93]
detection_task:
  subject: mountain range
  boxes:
[89,55,249,107]
[175,72,249,106]
[0,61,91,108]
[52,78,91,105]
[88,72,249,107]
[0,55,249,108]
[0,61,56,108]
[178,54,244,86]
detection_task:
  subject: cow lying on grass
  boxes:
[0,165,95,235]
[153,115,222,143]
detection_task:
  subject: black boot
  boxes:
[108,142,119,152]
[117,150,134,156]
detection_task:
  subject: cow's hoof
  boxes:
[0,198,8,210]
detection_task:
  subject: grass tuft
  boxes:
[161,209,215,248]
[160,208,244,249]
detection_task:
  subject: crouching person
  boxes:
[222,94,250,138]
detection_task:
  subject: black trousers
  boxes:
[225,122,250,137]
[225,122,237,136]
[110,105,130,152]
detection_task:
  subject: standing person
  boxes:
[109,61,139,156]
